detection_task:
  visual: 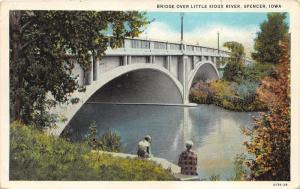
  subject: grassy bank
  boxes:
[10,122,175,181]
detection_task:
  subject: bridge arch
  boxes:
[187,61,220,99]
[51,63,184,136]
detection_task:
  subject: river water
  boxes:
[65,103,256,180]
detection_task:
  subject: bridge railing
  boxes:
[107,38,229,56]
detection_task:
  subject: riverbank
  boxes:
[94,151,200,181]
[10,122,175,181]
[189,80,267,112]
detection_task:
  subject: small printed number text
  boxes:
[273,183,288,187]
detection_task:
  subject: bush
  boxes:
[242,63,275,82]
[190,81,215,104]
[223,62,245,82]
[99,129,121,152]
[208,174,220,181]
[86,121,121,152]
[10,122,175,180]
[236,80,259,101]
[231,154,249,181]
[190,80,266,111]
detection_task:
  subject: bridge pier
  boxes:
[123,56,127,66]
[128,56,131,65]
[178,55,190,105]
[192,56,196,70]
[166,56,170,71]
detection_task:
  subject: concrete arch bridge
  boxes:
[51,38,229,136]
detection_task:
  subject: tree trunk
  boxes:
[10,11,23,121]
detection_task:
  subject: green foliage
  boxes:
[85,152,174,181]
[189,81,216,104]
[99,129,121,152]
[222,63,244,82]
[236,80,259,101]
[222,41,246,82]
[190,80,266,111]
[87,121,99,150]
[241,63,275,82]
[190,42,271,111]
[216,58,226,68]
[10,121,175,180]
[223,41,245,63]
[10,121,93,180]
[208,174,220,181]
[10,11,148,129]
[232,154,248,181]
[86,121,121,152]
[252,13,289,64]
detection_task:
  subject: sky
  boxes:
[140,12,289,56]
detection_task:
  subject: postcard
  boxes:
[0,0,299,189]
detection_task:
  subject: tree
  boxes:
[244,41,290,180]
[222,41,245,82]
[86,121,99,150]
[10,11,148,128]
[252,13,289,64]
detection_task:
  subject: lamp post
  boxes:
[217,31,220,54]
[180,13,184,43]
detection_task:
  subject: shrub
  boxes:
[242,63,275,82]
[86,121,122,152]
[189,80,266,112]
[235,80,259,101]
[208,174,220,181]
[231,154,249,181]
[99,129,121,152]
[210,80,236,101]
[189,81,215,104]
[223,62,245,82]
